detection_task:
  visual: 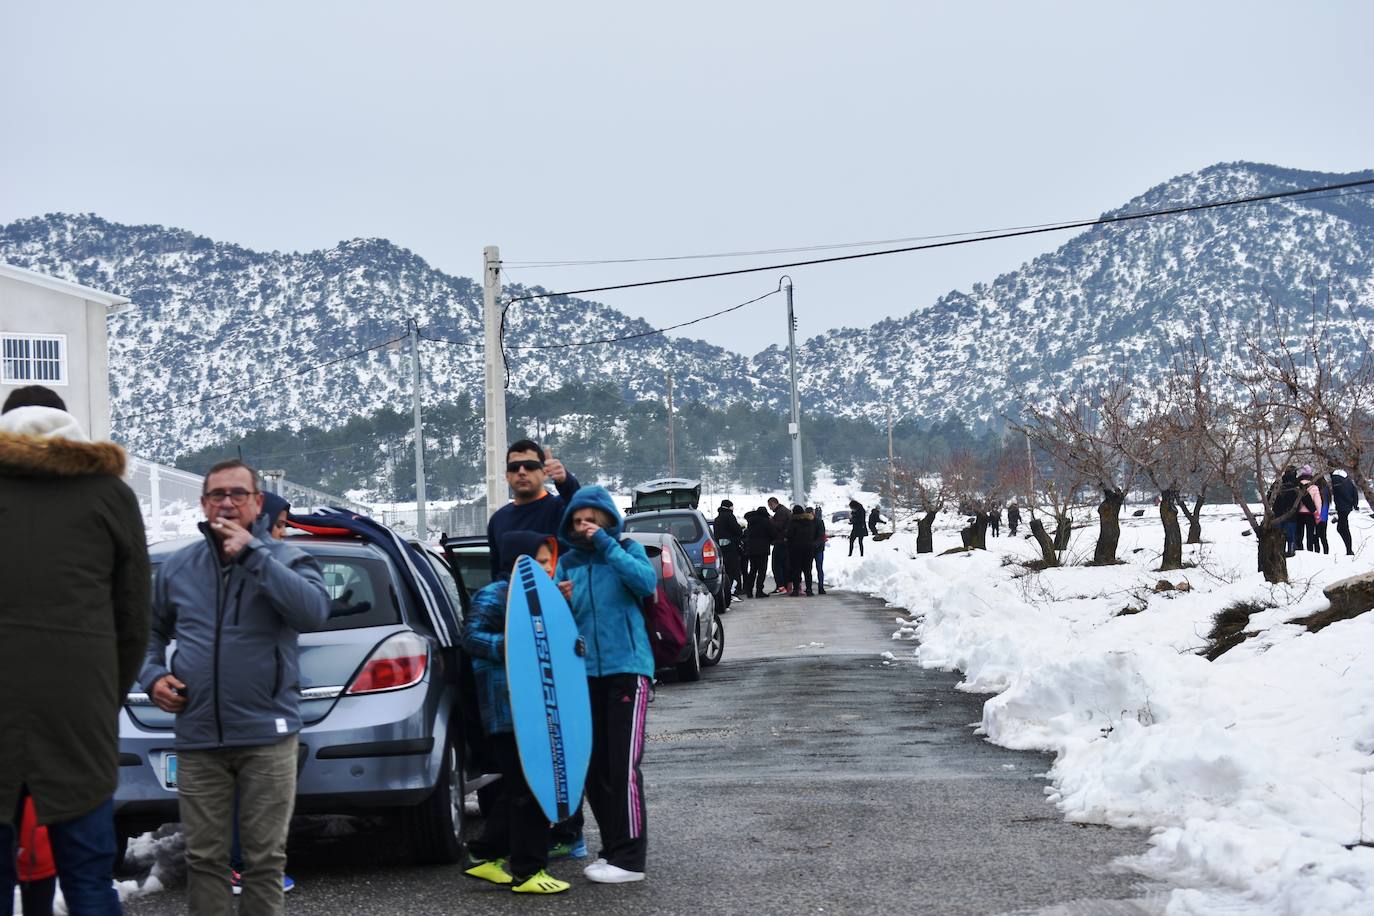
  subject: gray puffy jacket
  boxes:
[140,517,330,750]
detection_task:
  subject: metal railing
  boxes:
[379,501,489,540]
[126,455,371,542]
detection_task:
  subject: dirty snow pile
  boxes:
[828,505,1374,915]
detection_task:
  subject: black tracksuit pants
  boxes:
[586,674,650,873]
[744,552,770,595]
[788,547,813,594]
[771,543,790,591]
[466,733,550,880]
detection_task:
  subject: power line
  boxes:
[113,333,408,421]
[499,179,1374,306]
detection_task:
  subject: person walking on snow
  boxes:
[989,506,1001,537]
[1007,503,1021,536]
[868,505,882,536]
[555,487,658,884]
[848,499,868,557]
[0,386,150,916]
[1332,469,1360,555]
[1313,474,1332,555]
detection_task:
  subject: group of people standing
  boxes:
[1273,464,1361,556]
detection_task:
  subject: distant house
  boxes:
[0,262,132,441]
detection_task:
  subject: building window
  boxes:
[1,334,68,386]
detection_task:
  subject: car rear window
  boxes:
[316,556,402,631]
[623,514,704,544]
[449,548,493,597]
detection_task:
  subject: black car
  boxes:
[621,531,724,682]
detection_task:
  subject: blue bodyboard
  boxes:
[505,555,592,823]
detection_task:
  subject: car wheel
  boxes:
[702,613,724,667]
[676,624,703,682]
[404,730,465,864]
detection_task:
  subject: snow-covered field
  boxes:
[825,503,1374,915]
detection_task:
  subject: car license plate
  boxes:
[163,753,178,788]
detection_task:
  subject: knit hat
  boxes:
[720,499,734,509]
[1300,464,1314,477]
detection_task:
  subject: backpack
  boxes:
[620,538,689,666]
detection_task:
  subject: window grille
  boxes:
[1,334,67,385]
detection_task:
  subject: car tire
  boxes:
[404,730,465,864]
[676,625,703,682]
[702,614,724,667]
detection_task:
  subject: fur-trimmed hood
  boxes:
[0,432,126,477]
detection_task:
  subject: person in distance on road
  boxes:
[811,505,828,595]
[555,487,658,884]
[0,385,150,916]
[461,532,571,895]
[768,497,793,593]
[141,459,329,916]
[743,507,773,598]
[711,500,745,606]
[787,505,816,596]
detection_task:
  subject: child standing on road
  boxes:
[461,531,571,895]
[555,487,658,884]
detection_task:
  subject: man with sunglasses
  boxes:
[486,438,582,581]
[141,459,329,916]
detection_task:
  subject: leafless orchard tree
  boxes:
[1021,380,1137,565]
[892,460,951,554]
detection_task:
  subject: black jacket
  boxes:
[712,508,745,552]
[868,507,881,531]
[1333,474,1360,514]
[771,505,793,544]
[744,510,774,556]
[1272,469,1299,517]
[787,512,816,560]
[850,507,868,537]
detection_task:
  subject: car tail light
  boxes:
[660,548,674,580]
[702,539,718,565]
[347,632,429,695]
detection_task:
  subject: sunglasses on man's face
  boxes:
[507,460,544,474]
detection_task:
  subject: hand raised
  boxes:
[212,517,254,560]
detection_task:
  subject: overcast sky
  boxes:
[3,1,1372,352]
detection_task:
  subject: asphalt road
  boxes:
[122,589,1167,915]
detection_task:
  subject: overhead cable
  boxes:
[499,179,1374,306]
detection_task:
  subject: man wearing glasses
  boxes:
[486,438,582,581]
[141,460,329,916]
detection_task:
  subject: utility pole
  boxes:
[410,318,427,540]
[784,277,804,507]
[483,246,506,519]
[886,400,895,529]
[666,373,676,476]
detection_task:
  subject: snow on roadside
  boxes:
[827,506,1374,915]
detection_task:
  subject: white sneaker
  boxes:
[582,858,607,878]
[584,862,645,884]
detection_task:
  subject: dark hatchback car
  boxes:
[621,531,724,682]
[117,531,482,864]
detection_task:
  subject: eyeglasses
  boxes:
[203,488,258,505]
[506,460,543,474]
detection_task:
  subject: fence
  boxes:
[378,501,489,540]
[126,456,371,543]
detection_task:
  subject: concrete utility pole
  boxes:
[784,277,804,507]
[483,246,507,519]
[886,400,895,529]
[666,373,676,476]
[410,318,427,540]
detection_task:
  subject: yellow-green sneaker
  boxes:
[464,856,514,885]
[511,870,571,894]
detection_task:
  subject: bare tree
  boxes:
[1022,380,1137,565]
[893,460,950,554]
[944,451,994,550]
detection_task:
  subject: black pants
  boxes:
[722,552,742,602]
[1009,520,1019,535]
[849,534,865,557]
[467,733,551,880]
[1338,510,1354,554]
[1298,514,1316,551]
[586,675,650,873]
[21,876,56,916]
[1314,520,1330,554]
[788,549,813,594]
[744,554,769,595]
[990,518,1000,536]
[771,544,790,591]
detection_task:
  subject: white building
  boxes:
[0,262,131,441]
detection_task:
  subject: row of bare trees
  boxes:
[886,306,1374,584]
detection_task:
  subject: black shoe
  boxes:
[817,587,826,595]
[804,590,814,596]
[755,592,768,599]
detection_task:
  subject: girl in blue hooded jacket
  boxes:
[554,486,657,884]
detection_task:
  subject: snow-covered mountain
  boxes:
[2,161,1371,461]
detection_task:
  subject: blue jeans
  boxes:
[1283,520,1299,553]
[0,798,122,916]
[814,549,825,590]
